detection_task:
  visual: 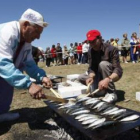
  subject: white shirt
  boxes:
[82,43,89,53]
[0,21,46,89]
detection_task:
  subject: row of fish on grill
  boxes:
[47,96,140,130]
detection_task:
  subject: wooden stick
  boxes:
[43,95,68,103]
[86,83,91,94]
[90,89,100,96]
[50,88,63,98]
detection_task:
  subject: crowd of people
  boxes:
[105,32,140,64]
[42,41,89,67]
[33,32,140,67]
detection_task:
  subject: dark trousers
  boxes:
[46,58,52,67]
[64,57,68,65]
[77,53,82,63]
[0,77,14,114]
[78,61,116,94]
[82,52,88,64]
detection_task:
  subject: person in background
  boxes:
[112,38,121,55]
[32,46,40,65]
[73,42,78,64]
[32,46,45,65]
[110,38,114,46]
[105,40,110,45]
[51,44,57,66]
[121,33,130,63]
[69,43,75,64]
[112,38,119,48]
[82,40,89,64]
[45,47,52,67]
[63,45,69,65]
[130,32,139,63]
[77,42,82,65]
[78,30,123,103]
[56,43,63,65]
[38,47,45,62]
[0,8,52,123]
[137,37,140,59]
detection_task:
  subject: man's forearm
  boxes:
[108,73,120,82]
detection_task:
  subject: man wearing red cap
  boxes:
[78,30,123,103]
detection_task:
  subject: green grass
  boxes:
[1,60,140,140]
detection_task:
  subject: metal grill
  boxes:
[44,99,140,140]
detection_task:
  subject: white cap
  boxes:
[38,47,44,52]
[20,8,48,28]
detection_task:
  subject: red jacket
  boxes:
[51,48,57,58]
[77,45,82,54]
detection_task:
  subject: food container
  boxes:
[136,92,140,101]
[67,74,80,81]
[57,81,87,98]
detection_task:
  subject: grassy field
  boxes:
[1,61,140,140]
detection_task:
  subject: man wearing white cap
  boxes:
[0,8,52,122]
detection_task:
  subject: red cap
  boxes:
[86,30,101,41]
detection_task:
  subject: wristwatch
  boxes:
[108,76,113,82]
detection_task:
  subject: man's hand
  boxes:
[98,78,110,90]
[42,77,52,88]
[28,83,46,99]
[86,77,94,85]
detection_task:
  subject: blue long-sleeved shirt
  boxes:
[0,21,46,89]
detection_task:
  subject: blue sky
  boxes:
[0,0,140,50]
